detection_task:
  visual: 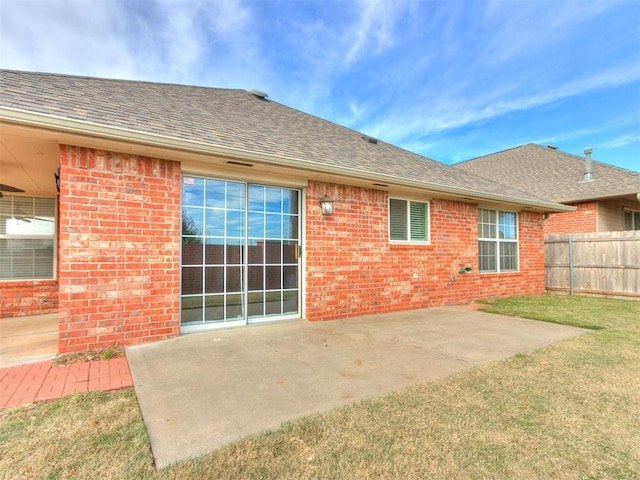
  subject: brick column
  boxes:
[57,146,181,352]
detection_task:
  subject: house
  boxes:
[0,70,572,353]
[455,144,640,235]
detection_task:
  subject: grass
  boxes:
[1,295,639,479]
[477,294,635,330]
[0,389,154,480]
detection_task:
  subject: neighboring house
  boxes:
[455,144,640,235]
[0,70,571,353]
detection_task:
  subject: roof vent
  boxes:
[361,135,378,144]
[225,160,253,167]
[249,89,268,99]
[582,147,594,183]
[547,145,558,150]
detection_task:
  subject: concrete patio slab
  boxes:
[0,314,58,368]
[127,306,590,468]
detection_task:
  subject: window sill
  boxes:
[389,241,432,247]
[478,270,520,275]
[0,278,56,284]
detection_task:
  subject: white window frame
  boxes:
[623,208,640,230]
[0,195,57,281]
[478,208,519,273]
[388,197,430,244]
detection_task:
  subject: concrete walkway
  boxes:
[127,306,589,468]
[0,314,58,368]
[0,313,133,408]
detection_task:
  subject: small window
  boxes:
[478,208,518,273]
[623,209,640,230]
[389,198,429,242]
[0,195,56,280]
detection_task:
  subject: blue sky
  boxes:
[1,0,639,171]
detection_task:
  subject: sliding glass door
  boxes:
[181,176,300,331]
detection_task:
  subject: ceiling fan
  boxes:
[0,183,25,198]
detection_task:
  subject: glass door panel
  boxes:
[181,177,246,328]
[247,185,299,323]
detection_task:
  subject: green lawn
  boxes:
[2,295,639,479]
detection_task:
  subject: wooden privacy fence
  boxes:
[544,231,640,298]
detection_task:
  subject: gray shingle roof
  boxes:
[455,144,640,203]
[1,70,565,209]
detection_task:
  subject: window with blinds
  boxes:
[389,198,429,242]
[0,195,56,280]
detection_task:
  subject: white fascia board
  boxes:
[0,106,573,213]
[558,189,640,204]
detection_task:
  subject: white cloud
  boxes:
[340,0,639,150]
[344,0,412,65]
[337,101,365,126]
[480,0,618,66]
[359,59,640,148]
[0,0,138,79]
[0,0,636,171]
[0,0,259,86]
[598,133,640,149]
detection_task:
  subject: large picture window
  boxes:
[478,208,518,273]
[0,195,56,280]
[389,198,430,242]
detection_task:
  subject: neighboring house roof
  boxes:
[0,70,570,212]
[455,143,640,204]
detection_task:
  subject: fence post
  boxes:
[568,236,574,296]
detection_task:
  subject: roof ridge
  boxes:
[0,68,247,94]
[528,143,640,174]
[456,143,533,164]
[460,143,638,175]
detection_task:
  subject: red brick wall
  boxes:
[0,280,58,317]
[544,201,596,235]
[305,182,545,321]
[57,146,181,352]
[54,162,546,349]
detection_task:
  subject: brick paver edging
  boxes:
[0,358,133,409]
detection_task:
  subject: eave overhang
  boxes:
[557,189,640,204]
[0,106,574,214]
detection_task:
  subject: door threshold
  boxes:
[180,316,302,334]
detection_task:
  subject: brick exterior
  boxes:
[0,280,58,317]
[49,153,548,351]
[544,201,596,235]
[57,146,181,353]
[305,182,546,321]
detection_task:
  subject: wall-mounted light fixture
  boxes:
[54,167,60,193]
[319,196,334,216]
[458,265,473,274]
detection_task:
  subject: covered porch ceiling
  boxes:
[0,126,60,197]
